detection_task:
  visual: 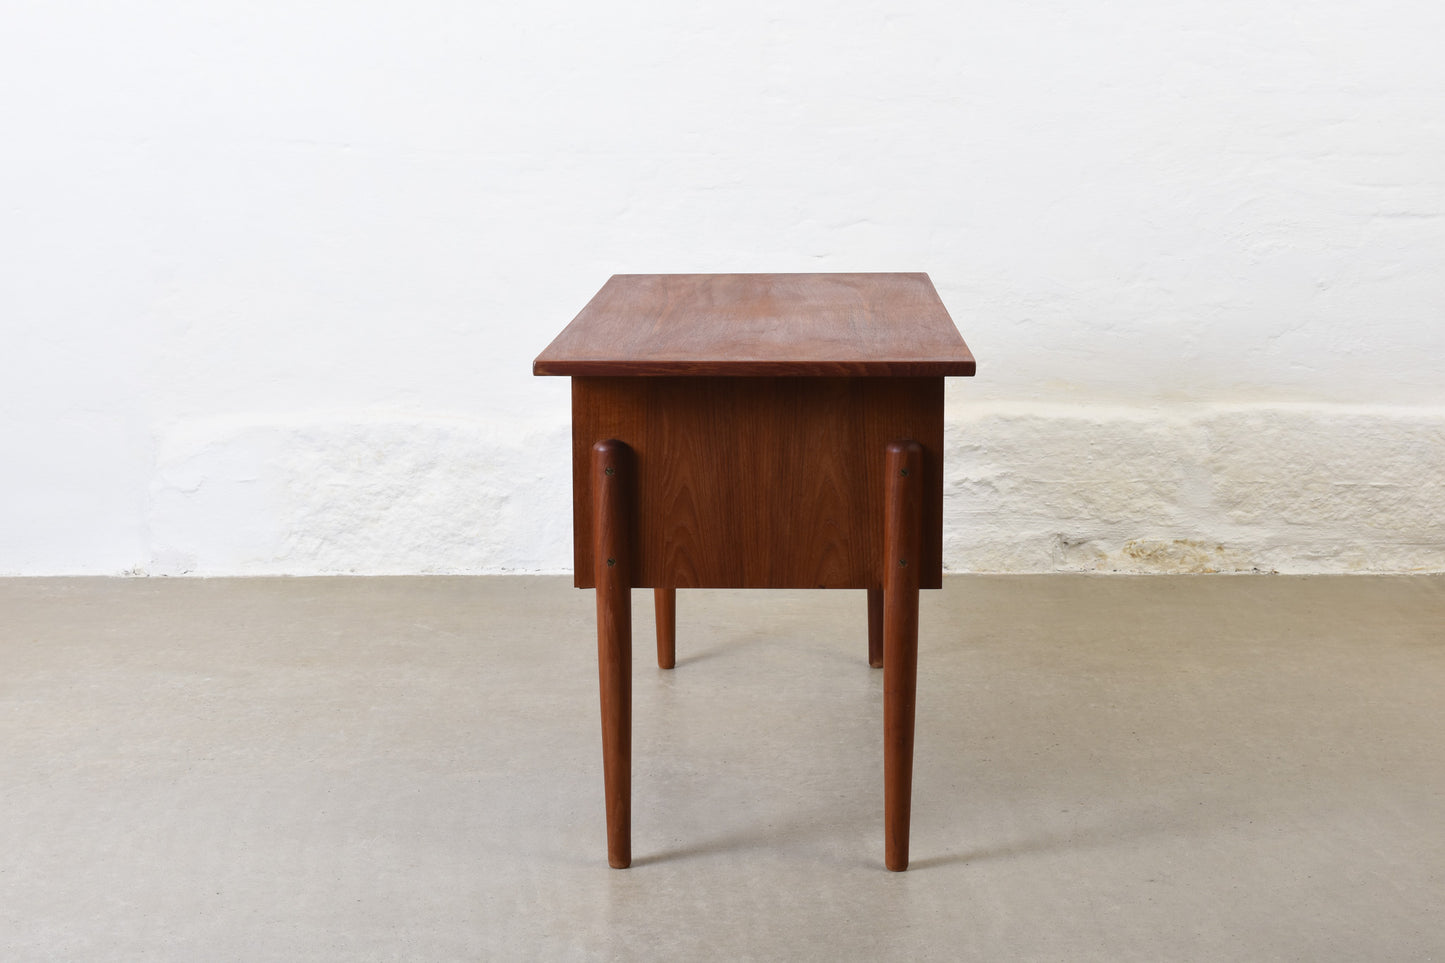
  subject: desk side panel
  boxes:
[572,377,943,590]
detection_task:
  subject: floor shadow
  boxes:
[905,795,1254,871]
[669,633,770,668]
[629,805,876,867]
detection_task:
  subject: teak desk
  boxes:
[534,273,975,871]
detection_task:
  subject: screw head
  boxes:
[899,468,910,477]
[898,559,908,567]
[606,558,616,567]
[604,467,615,476]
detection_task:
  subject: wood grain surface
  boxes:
[535,273,975,377]
[570,376,944,590]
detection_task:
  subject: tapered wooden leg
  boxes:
[655,588,676,669]
[883,440,922,872]
[593,440,632,869]
[867,588,884,668]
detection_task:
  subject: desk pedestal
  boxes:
[574,376,942,871]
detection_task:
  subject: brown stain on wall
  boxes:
[1121,538,1247,574]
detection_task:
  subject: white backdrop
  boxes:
[3,2,1443,574]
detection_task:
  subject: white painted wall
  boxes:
[3,2,1442,575]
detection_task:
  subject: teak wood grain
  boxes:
[534,273,975,378]
[570,376,944,590]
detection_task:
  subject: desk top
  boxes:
[534,273,976,377]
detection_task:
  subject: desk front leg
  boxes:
[592,440,632,869]
[883,440,922,872]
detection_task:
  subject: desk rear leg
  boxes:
[867,589,884,667]
[655,588,676,669]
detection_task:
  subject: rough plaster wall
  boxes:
[2,2,1443,575]
[945,401,1445,574]
[146,414,572,576]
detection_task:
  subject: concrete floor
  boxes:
[2,576,1443,961]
